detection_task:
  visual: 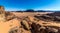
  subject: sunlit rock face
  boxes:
[0,6,5,11]
[0,6,6,22]
[0,6,15,22]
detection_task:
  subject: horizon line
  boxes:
[5,9,60,11]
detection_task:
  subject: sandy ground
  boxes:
[12,12,53,18]
[0,18,20,33]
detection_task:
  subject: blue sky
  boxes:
[0,0,60,11]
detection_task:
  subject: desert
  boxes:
[0,6,60,33]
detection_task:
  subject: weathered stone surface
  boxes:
[21,20,30,30]
[0,6,6,22]
[0,6,16,22]
[5,12,16,21]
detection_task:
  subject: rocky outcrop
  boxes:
[0,6,6,22]
[19,15,60,33]
[0,6,16,22]
[5,12,16,21]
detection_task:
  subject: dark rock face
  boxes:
[34,13,60,22]
[30,22,41,33]
[34,15,54,22]
[30,23,58,33]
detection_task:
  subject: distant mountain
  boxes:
[10,9,60,12]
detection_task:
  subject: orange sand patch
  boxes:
[0,18,20,33]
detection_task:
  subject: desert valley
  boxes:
[0,6,60,33]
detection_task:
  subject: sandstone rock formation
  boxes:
[19,15,60,33]
[5,12,16,21]
[0,6,16,22]
[0,6,6,22]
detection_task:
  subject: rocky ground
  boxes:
[8,12,60,33]
[0,11,60,33]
